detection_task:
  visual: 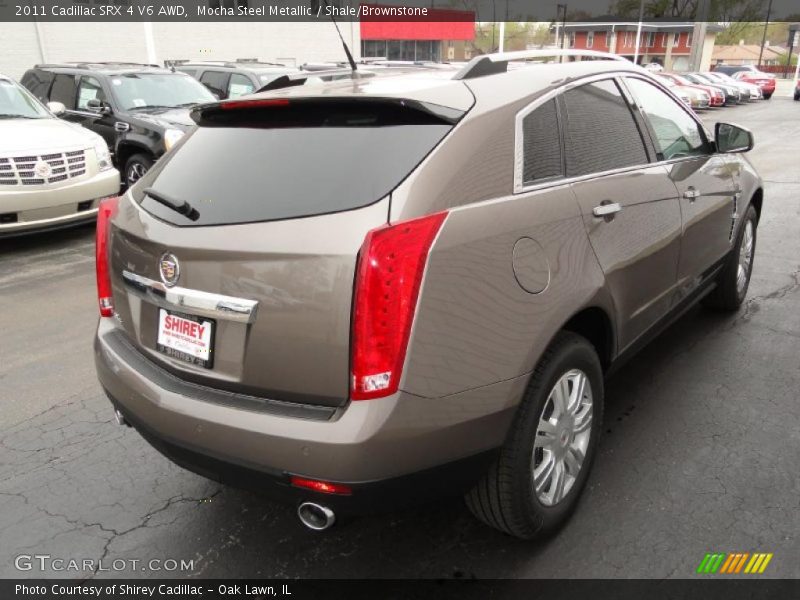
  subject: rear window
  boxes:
[135,99,460,227]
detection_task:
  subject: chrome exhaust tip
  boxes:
[297,502,336,531]
[113,409,130,427]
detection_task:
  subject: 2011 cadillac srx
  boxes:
[94,50,763,539]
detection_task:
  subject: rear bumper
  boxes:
[0,168,119,236]
[94,319,521,512]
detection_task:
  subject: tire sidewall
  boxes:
[125,154,153,187]
[734,206,758,304]
[510,336,604,535]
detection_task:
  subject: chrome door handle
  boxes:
[683,188,701,200]
[592,202,622,217]
[114,122,130,132]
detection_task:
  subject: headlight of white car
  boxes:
[164,128,185,152]
[93,138,113,171]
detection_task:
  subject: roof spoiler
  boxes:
[453,50,629,80]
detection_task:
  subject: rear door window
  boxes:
[135,99,460,227]
[49,74,78,109]
[560,79,649,177]
[21,70,53,102]
[228,73,255,99]
[199,71,230,99]
[77,76,107,110]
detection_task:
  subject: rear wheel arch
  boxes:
[560,307,615,372]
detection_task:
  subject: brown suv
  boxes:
[94,51,762,539]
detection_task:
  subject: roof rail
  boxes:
[37,61,162,70]
[257,68,375,92]
[453,50,629,80]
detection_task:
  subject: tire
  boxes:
[465,331,603,540]
[794,92,799,101]
[763,93,772,100]
[124,153,154,187]
[703,204,758,311]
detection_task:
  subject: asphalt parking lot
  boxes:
[1,94,798,580]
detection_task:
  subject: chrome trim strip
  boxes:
[122,270,259,324]
[0,207,98,231]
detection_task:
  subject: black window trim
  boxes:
[49,72,80,111]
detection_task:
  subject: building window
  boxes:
[686,32,693,47]
[646,32,656,47]
[569,32,576,48]
[587,31,594,48]
[624,31,633,48]
[671,33,679,47]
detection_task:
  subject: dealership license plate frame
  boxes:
[156,308,216,369]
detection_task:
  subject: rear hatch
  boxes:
[108,97,462,408]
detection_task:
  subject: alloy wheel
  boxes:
[737,220,754,295]
[532,369,593,506]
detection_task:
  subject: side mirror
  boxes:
[87,98,111,114]
[47,101,66,116]
[715,122,753,154]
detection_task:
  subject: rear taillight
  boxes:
[96,196,119,317]
[351,212,447,400]
[290,476,352,496]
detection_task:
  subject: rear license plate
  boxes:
[156,309,215,369]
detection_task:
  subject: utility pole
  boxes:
[688,0,710,71]
[633,0,644,65]
[757,0,774,66]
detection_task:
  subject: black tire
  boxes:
[703,204,758,311]
[124,153,154,187]
[794,92,799,101]
[465,331,604,540]
[763,93,772,100]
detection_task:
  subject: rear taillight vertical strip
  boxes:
[350,212,448,400]
[96,196,119,317]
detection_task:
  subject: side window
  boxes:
[227,73,255,99]
[49,74,78,109]
[561,79,648,177]
[199,70,229,99]
[624,78,708,161]
[520,98,562,185]
[77,76,107,110]
[21,70,53,101]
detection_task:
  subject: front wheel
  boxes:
[124,153,154,188]
[763,93,773,100]
[703,204,757,311]
[794,92,799,101]
[465,332,603,540]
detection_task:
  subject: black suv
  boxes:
[21,63,216,186]
[172,59,299,100]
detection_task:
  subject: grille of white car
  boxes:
[0,149,87,186]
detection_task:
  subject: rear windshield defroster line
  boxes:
[134,98,464,227]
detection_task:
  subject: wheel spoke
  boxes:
[573,405,593,434]
[564,446,585,475]
[551,379,569,418]
[569,373,586,415]
[550,461,567,504]
[533,453,555,494]
[534,419,557,449]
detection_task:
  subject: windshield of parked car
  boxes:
[0,79,50,119]
[671,74,694,86]
[111,73,215,111]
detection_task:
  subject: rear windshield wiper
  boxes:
[143,188,199,221]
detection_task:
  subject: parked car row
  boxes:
[713,64,776,99]
[655,69,767,113]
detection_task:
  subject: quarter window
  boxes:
[624,77,708,161]
[560,79,648,177]
[520,98,562,185]
[199,70,229,99]
[49,74,78,109]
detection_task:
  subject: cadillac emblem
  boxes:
[159,253,180,287]
[34,160,53,179]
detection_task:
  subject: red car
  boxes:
[660,73,725,107]
[731,69,776,100]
